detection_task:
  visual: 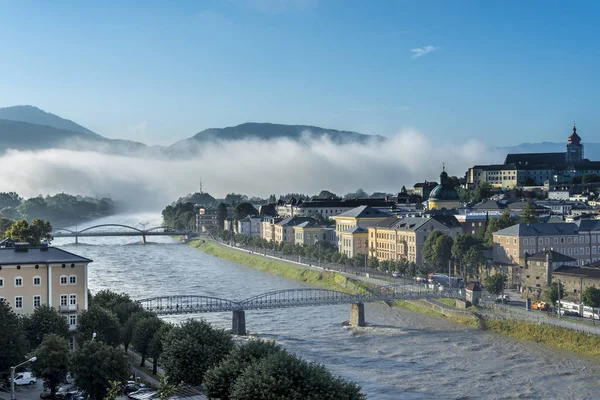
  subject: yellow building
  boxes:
[427,168,460,210]
[368,215,459,265]
[332,206,391,257]
[0,242,91,332]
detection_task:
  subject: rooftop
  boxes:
[0,246,92,265]
[494,222,579,237]
[554,265,600,279]
[526,250,576,263]
[333,205,392,219]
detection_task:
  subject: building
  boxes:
[427,168,460,211]
[409,181,438,200]
[333,206,391,257]
[553,265,600,301]
[284,198,396,218]
[466,125,600,188]
[521,250,578,297]
[0,242,91,332]
[274,216,317,244]
[293,221,336,246]
[260,217,281,242]
[237,216,262,237]
[368,215,460,265]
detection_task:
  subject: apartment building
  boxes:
[0,242,91,331]
[333,206,391,256]
[493,221,600,268]
[260,217,281,242]
[293,221,335,246]
[274,216,317,244]
[237,216,262,237]
[368,215,458,265]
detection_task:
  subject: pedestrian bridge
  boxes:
[138,284,464,335]
[51,224,189,243]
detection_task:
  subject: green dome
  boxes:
[429,184,459,201]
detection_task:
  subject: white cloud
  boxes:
[0,130,498,210]
[410,45,439,59]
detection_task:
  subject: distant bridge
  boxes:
[138,284,464,335]
[51,224,190,244]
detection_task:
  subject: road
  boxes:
[0,380,43,400]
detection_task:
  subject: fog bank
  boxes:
[0,129,501,209]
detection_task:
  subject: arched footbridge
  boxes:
[51,224,189,243]
[138,284,465,335]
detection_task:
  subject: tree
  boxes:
[91,290,143,326]
[543,282,565,305]
[484,210,517,247]
[77,305,121,346]
[70,340,129,400]
[451,234,481,277]
[433,234,454,273]
[315,190,338,199]
[582,287,600,325]
[230,351,365,400]
[3,218,52,245]
[122,311,150,353]
[0,217,14,237]
[233,202,258,221]
[22,305,69,349]
[474,182,492,203]
[0,192,22,209]
[484,273,506,295]
[132,316,163,368]
[148,324,171,375]
[217,202,228,229]
[31,334,70,398]
[0,299,29,375]
[582,173,600,184]
[162,319,234,386]
[204,340,283,400]
[422,230,445,268]
[157,375,178,400]
[521,199,539,224]
[103,381,122,400]
[462,247,485,280]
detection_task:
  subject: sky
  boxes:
[1,0,599,146]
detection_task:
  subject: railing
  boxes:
[59,304,78,313]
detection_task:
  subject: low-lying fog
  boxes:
[0,129,499,209]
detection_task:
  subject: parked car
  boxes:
[128,388,152,399]
[495,294,510,303]
[55,385,78,400]
[10,372,36,385]
[532,301,549,311]
[123,383,141,395]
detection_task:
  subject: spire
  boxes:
[442,162,445,172]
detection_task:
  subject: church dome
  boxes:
[568,124,582,146]
[429,168,459,201]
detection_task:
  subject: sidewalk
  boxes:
[127,350,162,388]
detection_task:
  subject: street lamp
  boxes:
[92,332,97,341]
[11,356,37,400]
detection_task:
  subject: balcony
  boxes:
[59,304,78,313]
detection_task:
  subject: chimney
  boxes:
[14,242,29,252]
[40,240,49,251]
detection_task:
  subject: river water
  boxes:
[53,213,600,400]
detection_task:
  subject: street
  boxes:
[0,380,43,400]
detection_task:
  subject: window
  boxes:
[0,277,3,288]
[60,295,68,306]
[14,277,23,287]
[60,276,68,285]
[553,238,558,244]
[506,238,509,244]
[15,296,23,309]
[33,276,41,286]
[574,248,579,255]
[69,294,77,305]
[568,237,572,244]
[513,249,517,256]
[568,248,573,255]
[581,248,585,256]
[561,238,565,244]
[545,238,550,245]
[514,238,517,245]
[524,238,529,245]
[33,296,41,308]
[69,315,77,326]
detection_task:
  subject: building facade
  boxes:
[237,216,262,237]
[0,243,91,331]
[332,206,391,255]
[274,216,317,244]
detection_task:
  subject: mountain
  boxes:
[0,105,97,136]
[495,141,600,161]
[168,122,384,154]
[0,106,148,154]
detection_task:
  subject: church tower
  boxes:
[566,124,584,164]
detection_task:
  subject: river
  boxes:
[53,213,600,400]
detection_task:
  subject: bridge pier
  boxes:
[75,235,78,245]
[232,310,246,335]
[350,303,365,327]
[142,235,146,244]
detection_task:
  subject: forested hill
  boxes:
[0,192,118,228]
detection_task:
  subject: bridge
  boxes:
[138,284,465,335]
[51,224,190,244]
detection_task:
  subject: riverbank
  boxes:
[189,239,373,294]
[395,299,600,359]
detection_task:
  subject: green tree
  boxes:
[582,287,600,325]
[433,234,454,273]
[132,316,163,367]
[474,182,493,203]
[217,202,228,229]
[148,324,171,375]
[31,334,70,398]
[521,199,539,224]
[204,340,283,400]
[0,217,14,237]
[422,230,445,268]
[0,192,22,208]
[3,218,52,245]
[162,319,234,386]
[230,351,365,400]
[315,190,339,199]
[157,375,178,400]
[103,381,122,400]
[451,234,481,276]
[22,304,69,349]
[77,305,121,346]
[233,202,258,221]
[70,340,129,400]
[543,282,565,305]
[122,311,149,353]
[91,290,143,326]
[462,247,485,280]
[582,173,600,184]
[484,210,517,247]
[0,299,29,375]
[484,273,506,295]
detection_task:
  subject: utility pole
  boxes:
[557,279,562,319]
[364,253,367,276]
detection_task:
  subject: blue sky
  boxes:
[1,0,599,146]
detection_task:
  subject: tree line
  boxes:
[0,192,116,227]
[0,290,365,400]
